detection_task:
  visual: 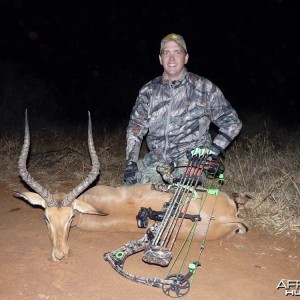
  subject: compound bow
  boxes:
[103,148,225,298]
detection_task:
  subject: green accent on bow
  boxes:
[191,147,212,156]
[168,183,198,200]
[115,251,125,260]
[207,188,219,195]
[188,262,199,274]
[219,173,224,181]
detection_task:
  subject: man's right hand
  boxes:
[124,161,138,186]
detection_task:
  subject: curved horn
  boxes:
[62,111,100,206]
[18,110,57,207]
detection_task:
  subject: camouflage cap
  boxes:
[160,33,187,53]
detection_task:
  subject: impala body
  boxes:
[16,111,248,261]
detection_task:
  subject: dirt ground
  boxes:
[0,180,299,300]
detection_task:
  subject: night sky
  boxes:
[0,0,299,127]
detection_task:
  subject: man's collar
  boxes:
[162,69,188,86]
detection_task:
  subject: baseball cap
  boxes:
[160,33,187,53]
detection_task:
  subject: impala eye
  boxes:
[44,215,50,223]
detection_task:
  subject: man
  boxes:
[124,33,242,186]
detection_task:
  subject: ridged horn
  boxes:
[18,109,57,207]
[62,111,100,206]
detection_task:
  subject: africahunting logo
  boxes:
[277,280,300,296]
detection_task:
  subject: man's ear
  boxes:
[159,54,163,65]
[184,53,189,64]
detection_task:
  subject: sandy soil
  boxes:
[0,181,299,300]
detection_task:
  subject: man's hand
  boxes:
[124,161,138,186]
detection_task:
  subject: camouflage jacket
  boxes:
[126,70,242,163]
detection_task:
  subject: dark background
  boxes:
[0,0,299,128]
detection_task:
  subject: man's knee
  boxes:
[139,171,163,184]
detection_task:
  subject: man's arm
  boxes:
[126,85,151,162]
[208,85,242,154]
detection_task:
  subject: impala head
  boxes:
[16,110,101,261]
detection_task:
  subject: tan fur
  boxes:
[76,184,248,241]
[16,183,248,261]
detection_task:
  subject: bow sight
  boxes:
[103,147,225,298]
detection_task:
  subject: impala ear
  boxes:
[14,191,46,208]
[72,199,107,215]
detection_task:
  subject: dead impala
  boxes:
[16,111,248,262]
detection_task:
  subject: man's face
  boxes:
[159,41,189,81]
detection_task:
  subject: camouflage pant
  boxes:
[137,152,189,184]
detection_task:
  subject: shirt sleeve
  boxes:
[208,85,242,152]
[126,84,151,162]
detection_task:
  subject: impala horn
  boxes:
[62,111,100,206]
[18,109,57,207]
[18,110,100,207]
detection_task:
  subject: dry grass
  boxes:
[0,124,126,192]
[1,116,299,239]
[225,123,300,239]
